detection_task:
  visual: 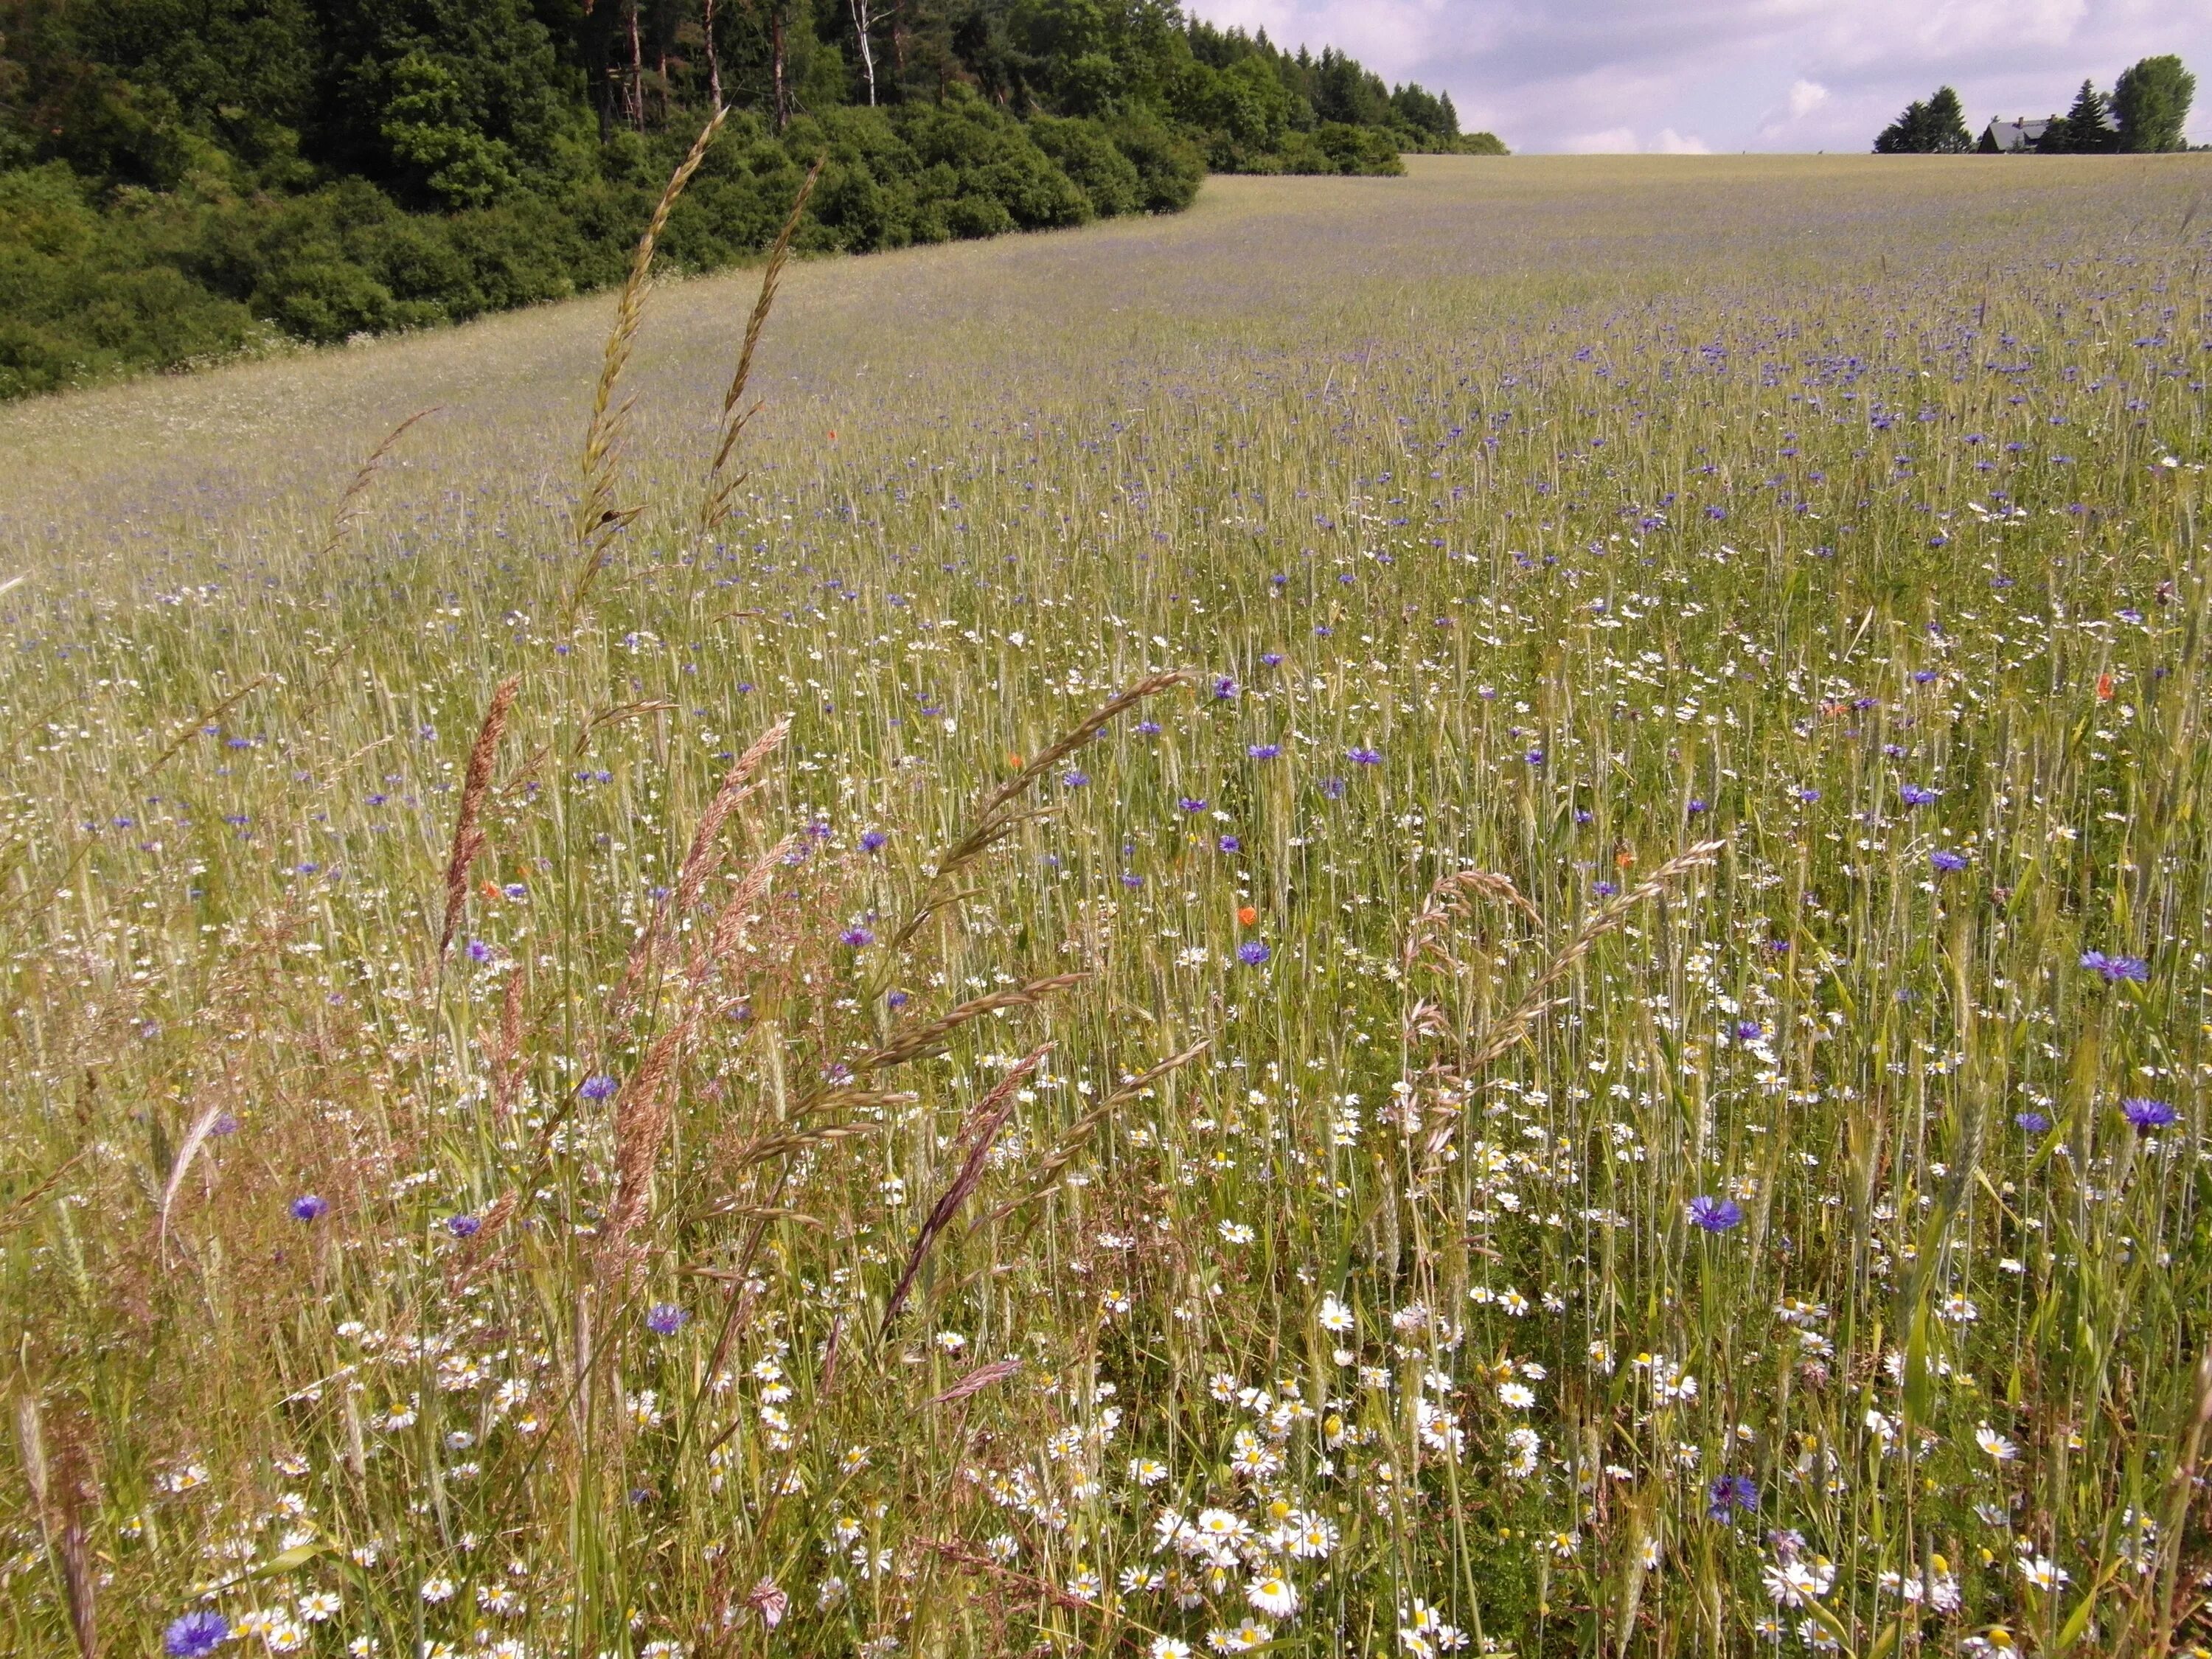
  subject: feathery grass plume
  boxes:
[490,961,525,1118]
[1414,839,1724,1158]
[568,103,731,621]
[880,1043,1049,1335]
[437,674,521,960]
[891,669,1186,950]
[924,1356,1023,1408]
[155,1097,233,1262]
[610,714,788,1024]
[700,156,825,535]
[317,406,439,560]
[14,1394,95,1659]
[598,829,796,1285]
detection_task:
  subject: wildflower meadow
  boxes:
[0,153,2208,1658]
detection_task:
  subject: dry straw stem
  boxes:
[597,829,795,1284]
[15,1394,97,1659]
[880,1043,1049,1335]
[891,669,1187,950]
[924,1356,1023,1408]
[1416,838,1725,1159]
[437,674,521,960]
[975,1038,1210,1231]
[156,1096,234,1262]
[609,714,789,1025]
[318,406,439,560]
[700,155,826,534]
[136,672,271,785]
[570,103,731,617]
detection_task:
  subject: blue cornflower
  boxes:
[1899,784,1939,807]
[290,1194,329,1222]
[1525,748,1545,766]
[1219,835,1241,853]
[1260,651,1284,665]
[886,990,910,1010]
[1237,941,1271,967]
[446,1214,481,1238]
[1214,675,1238,699]
[1593,880,1618,897]
[580,1074,619,1101]
[1686,798,1708,815]
[1797,788,1821,804]
[1931,849,1969,872]
[466,939,493,962]
[1120,872,1144,888]
[2080,950,2149,983]
[1707,1473,1757,1522]
[1135,720,1162,735]
[1178,797,1208,813]
[1321,776,1346,800]
[501,883,529,900]
[2122,1097,2179,1132]
[860,830,888,852]
[1248,743,1281,759]
[1347,746,1382,765]
[1733,1020,1764,1043]
[646,1303,689,1335]
[1688,1194,1743,1233]
[164,1611,231,1658]
[1062,770,1089,787]
[841,926,874,948]
[2015,1110,2051,1133]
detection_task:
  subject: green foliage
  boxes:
[2037,81,2119,154]
[1874,85,1974,153]
[0,0,1442,398]
[2113,55,2196,153]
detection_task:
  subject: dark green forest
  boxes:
[0,0,1503,398]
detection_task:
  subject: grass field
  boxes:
[1,153,2210,1659]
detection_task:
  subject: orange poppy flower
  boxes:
[1237,905,1259,928]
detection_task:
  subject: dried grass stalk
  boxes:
[1416,839,1725,1158]
[888,670,1185,952]
[701,157,825,534]
[610,717,789,1024]
[156,1097,231,1261]
[597,829,793,1284]
[880,1044,1048,1335]
[975,1039,1209,1231]
[15,1394,96,1659]
[570,104,730,618]
[438,675,521,960]
[925,1357,1022,1408]
[319,406,439,560]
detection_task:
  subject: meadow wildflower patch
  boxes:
[0,154,2208,1656]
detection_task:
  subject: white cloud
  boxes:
[1565,125,1644,153]
[1652,128,1714,153]
[1183,0,2212,152]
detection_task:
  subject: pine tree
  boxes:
[1874,86,1972,153]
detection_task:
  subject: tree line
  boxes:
[0,0,1504,400]
[1874,56,2196,153]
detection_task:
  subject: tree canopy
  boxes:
[1874,86,1973,153]
[0,0,1504,397]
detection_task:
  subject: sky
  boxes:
[1181,0,2212,154]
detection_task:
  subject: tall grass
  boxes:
[0,153,2209,1658]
